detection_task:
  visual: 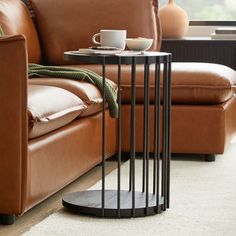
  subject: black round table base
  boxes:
[63,190,164,218]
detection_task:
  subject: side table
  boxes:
[62,51,172,217]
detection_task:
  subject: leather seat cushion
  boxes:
[29,77,117,117]
[0,0,41,63]
[68,62,236,105]
[28,84,87,139]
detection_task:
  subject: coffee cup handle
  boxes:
[92,33,101,45]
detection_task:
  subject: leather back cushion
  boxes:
[0,0,41,63]
[30,0,161,65]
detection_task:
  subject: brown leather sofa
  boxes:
[0,0,236,224]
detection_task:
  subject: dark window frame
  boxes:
[190,21,236,26]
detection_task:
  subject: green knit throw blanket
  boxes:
[0,26,4,36]
[29,64,118,118]
[0,26,118,118]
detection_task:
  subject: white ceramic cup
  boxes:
[92,30,127,50]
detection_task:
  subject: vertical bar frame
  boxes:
[144,57,150,215]
[130,56,136,217]
[162,56,169,211]
[102,54,171,217]
[142,62,146,193]
[162,58,166,211]
[167,55,172,208]
[154,58,161,213]
[117,56,122,217]
[62,53,172,219]
[102,56,106,216]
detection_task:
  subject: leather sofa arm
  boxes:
[0,35,28,215]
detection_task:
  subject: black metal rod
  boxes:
[165,58,169,210]
[142,63,146,193]
[153,61,158,194]
[130,57,136,217]
[162,59,168,211]
[157,61,161,214]
[167,55,172,209]
[117,56,122,217]
[129,154,132,191]
[154,59,161,213]
[129,55,132,191]
[164,59,169,211]
[102,56,106,216]
[164,58,169,211]
[144,58,150,215]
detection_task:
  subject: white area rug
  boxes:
[23,137,236,236]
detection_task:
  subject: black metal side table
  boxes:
[62,51,172,218]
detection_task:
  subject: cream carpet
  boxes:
[23,137,236,236]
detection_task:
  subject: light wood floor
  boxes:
[0,162,117,236]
